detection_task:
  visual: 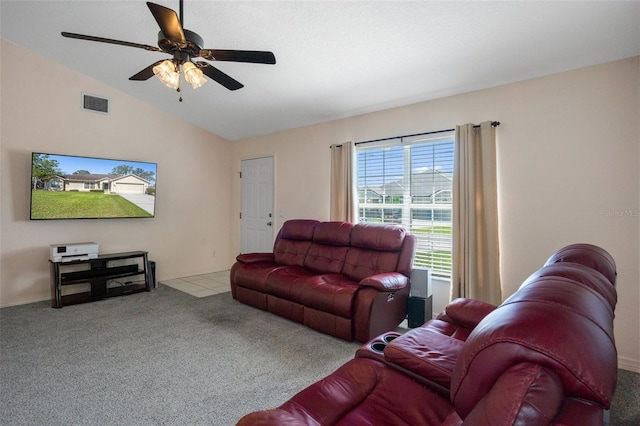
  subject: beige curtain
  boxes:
[451,122,502,304]
[329,141,356,222]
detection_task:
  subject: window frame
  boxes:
[356,132,455,277]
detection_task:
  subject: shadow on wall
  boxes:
[1,246,50,307]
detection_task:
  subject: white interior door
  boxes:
[240,157,274,253]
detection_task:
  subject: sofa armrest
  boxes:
[457,363,564,424]
[553,397,606,426]
[444,298,497,328]
[359,272,408,291]
[384,326,464,391]
[235,253,275,264]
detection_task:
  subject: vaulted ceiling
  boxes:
[2,1,639,141]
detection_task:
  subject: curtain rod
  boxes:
[331,121,500,148]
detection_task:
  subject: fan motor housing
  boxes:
[157,29,203,55]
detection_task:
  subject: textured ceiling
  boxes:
[1,1,639,141]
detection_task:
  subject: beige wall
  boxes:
[231,57,640,371]
[0,40,233,307]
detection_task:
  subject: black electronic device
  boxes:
[408,295,433,328]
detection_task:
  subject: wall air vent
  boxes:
[82,93,109,114]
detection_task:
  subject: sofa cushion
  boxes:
[521,262,617,310]
[304,243,350,275]
[544,243,617,286]
[351,223,406,251]
[340,223,407,282]
[273,219,318,266]
[312,221,353,245]
[505,276,615,339]
[302,221,353,274]
[301,274,359,318]
[273,236,313,267]
[279,219,319,240]
[265,266,315,304]
[342,248,400,283]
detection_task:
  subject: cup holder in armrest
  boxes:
[370,333,398,352]
[355,331,402,361]
[370,342,387,353]
[383,334,398,343]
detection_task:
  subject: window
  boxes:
[357,133,454,276]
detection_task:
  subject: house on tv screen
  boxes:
[56,173,151,195]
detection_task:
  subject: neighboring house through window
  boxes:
[356,132,454,277]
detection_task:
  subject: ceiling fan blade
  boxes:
[146,2,186,45]
[199,49,276,64]
[61,32,162,52]
[129,60,165,81]
[195,62,244,91]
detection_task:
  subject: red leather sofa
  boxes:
[237,244,617,425]
[230,219,416,342]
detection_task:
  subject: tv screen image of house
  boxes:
[30,152,157,220]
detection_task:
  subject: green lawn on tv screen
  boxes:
[31,191,152,219]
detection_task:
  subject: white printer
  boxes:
[50,242,99,262]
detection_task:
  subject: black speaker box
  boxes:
[407,295,433,328]
[148,260,157,288]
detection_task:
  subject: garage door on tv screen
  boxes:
[30,152,157,220]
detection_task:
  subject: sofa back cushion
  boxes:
[342,223,408,282]
[521,262,617,311]
[273,220,318,266]
[506,276,615,340]
[450,275,617,419]
[304,222,354,274]
[544,243,617,286]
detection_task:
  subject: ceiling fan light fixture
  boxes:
[153,59,180,89]
[182,61,207,89]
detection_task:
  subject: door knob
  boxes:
[267,221,272,226]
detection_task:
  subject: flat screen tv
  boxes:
[30,152,157,220]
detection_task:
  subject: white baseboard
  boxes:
[618,356,640,373]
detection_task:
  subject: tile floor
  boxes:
[160,270,231,298]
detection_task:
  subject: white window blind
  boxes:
[357,132,454,276]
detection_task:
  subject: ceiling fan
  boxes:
[61,0,275,100]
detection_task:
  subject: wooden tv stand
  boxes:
[50,251,151,308]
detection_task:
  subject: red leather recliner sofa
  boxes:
[237,243,618,425]
[230,219,416,342]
